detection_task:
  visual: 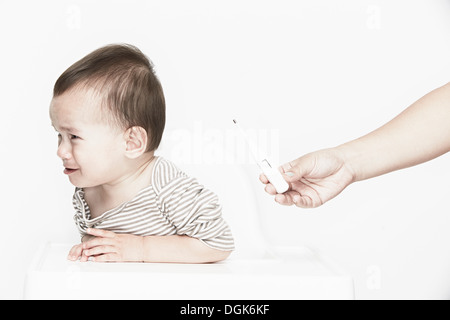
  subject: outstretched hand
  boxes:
[260,148,355,208]
[67,228,144,262]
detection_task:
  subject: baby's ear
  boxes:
[124,126,148,159]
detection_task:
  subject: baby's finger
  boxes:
[87,228,116,238]
[91,253,117,263]
[84,245,117,257]
[80,250,89,262]
[68,244,82,261]
[68,245,78,257]
[83,237,114,250]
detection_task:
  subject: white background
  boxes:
[0,0,449,299]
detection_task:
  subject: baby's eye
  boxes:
[70,134,80,140]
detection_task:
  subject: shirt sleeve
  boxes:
[155,174,235,251]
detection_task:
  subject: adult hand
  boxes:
[260,148,355,208]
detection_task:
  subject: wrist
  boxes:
[139,235,146,262]
[334,142,360,183]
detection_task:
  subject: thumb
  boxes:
[279,155,311,182]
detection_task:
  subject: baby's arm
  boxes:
[338,82,450,182]
[81,228,230,263]
[141,235,231,263]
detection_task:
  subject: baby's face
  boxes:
[50,88,127,188]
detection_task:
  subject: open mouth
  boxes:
[64,168,79,175]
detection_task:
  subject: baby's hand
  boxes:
[81,228,144,262]
[67,234,96,262]
[67,243,89,262]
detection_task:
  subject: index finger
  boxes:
[279,161,293,174]
[259,173,269,184]
[279,160,304,183]
[87,228,116,238]
[83,236,114,250]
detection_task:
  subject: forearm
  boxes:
[337,82,450,182]
[142,235,231,263]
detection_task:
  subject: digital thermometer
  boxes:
[233,119,289,194]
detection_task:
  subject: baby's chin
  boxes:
[66,173,93,189]
[68,178,85,189]
[68,176,110,190]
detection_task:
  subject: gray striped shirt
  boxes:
[72,157,235,251]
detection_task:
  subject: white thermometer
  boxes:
[233,119,289,194]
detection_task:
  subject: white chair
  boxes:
[23,162,354,299]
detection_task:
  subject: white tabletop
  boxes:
[24,242,354,299]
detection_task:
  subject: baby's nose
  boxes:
[57,142,72,160]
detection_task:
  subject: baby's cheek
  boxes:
[73,142,124,184]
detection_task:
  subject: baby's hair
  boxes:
[53,43,165,152]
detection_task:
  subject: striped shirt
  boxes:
[72,157,235,251]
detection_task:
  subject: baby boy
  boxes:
[49,44,234,263]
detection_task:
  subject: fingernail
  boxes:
[285,172,294,177]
